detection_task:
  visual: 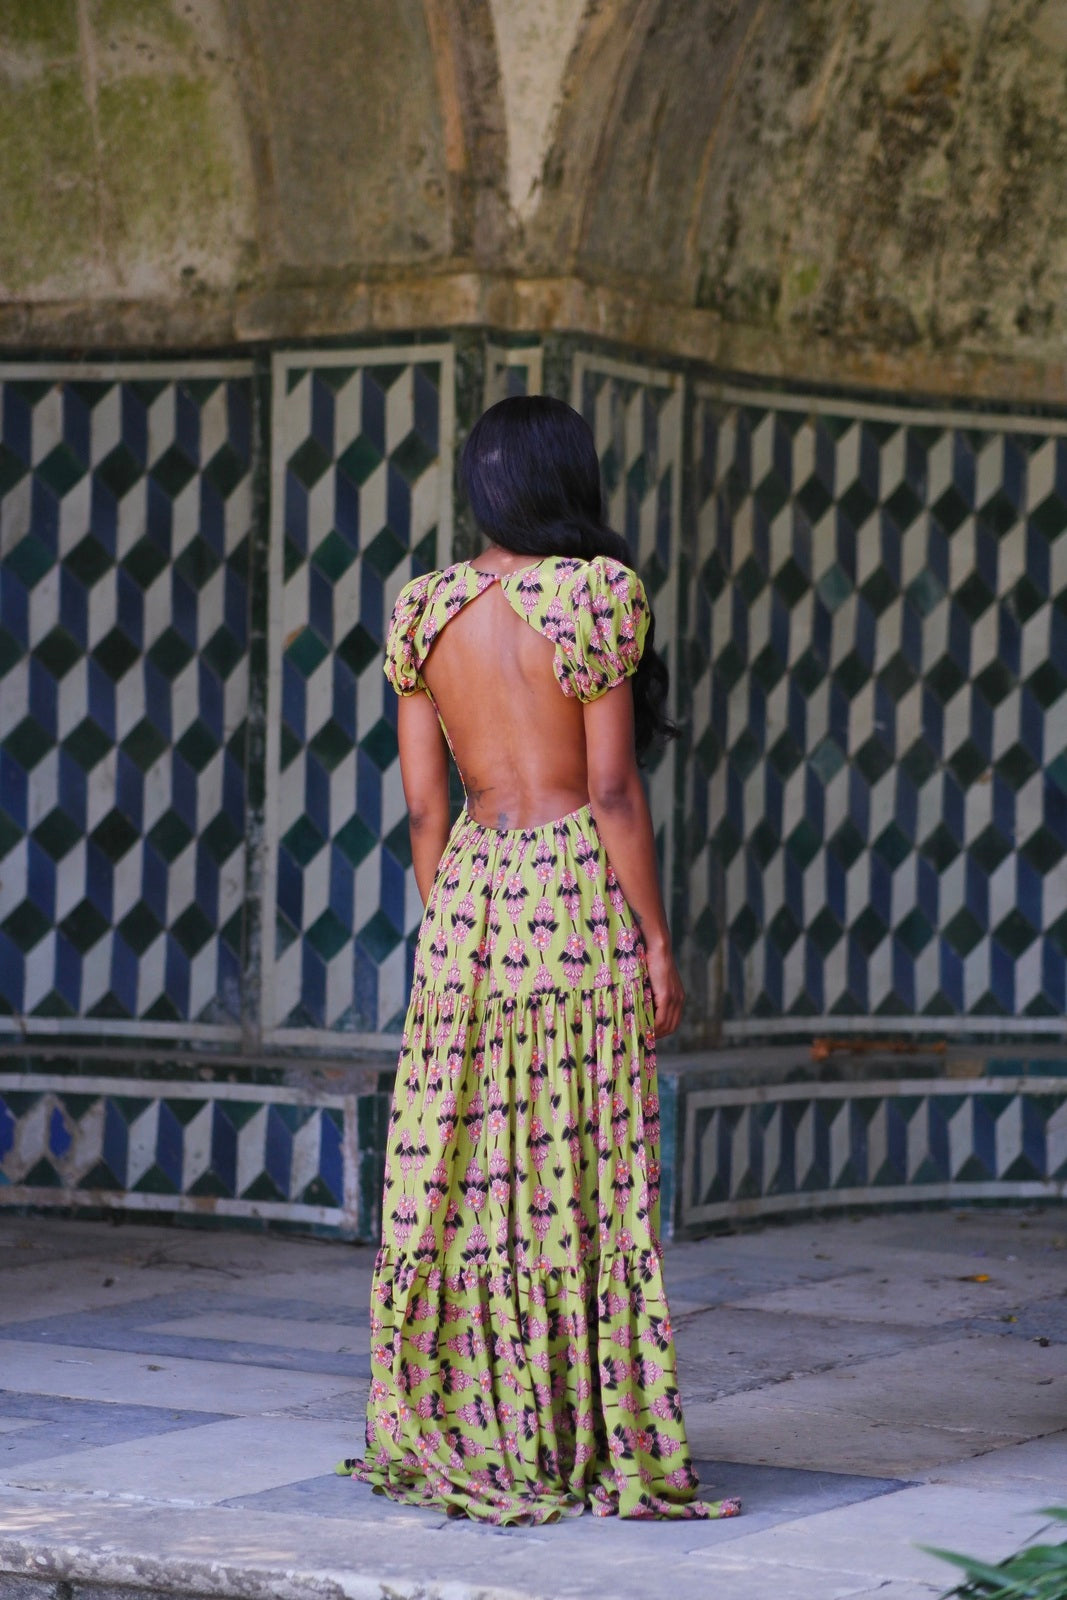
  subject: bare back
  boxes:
[421,581,589,830]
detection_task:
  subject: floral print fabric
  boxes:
[383,555,650,703]
[342,558,735,1523]
[348,807,727,1522]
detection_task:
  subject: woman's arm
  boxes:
[583,682,685,1036]
[397,692,451,902]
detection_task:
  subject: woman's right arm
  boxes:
[398,691,451,902]
[583,682,685,1036]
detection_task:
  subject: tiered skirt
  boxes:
[345,805,733,1523]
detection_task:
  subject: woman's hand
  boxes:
[644,937,685,1038]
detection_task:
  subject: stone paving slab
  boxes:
[0,1208,1064,1600]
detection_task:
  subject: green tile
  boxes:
[96,442,142,501]
[282,814,326,867]
[0,625,22,677]
[151,444,197,500]
[785,817,821,870]
[809,736,845,785]
[307,907,349,962]
[308,718,353,774]
[874,821,911,870]
[974,661,1012,712]
[311,528,356,582]
[1026,660,1066,711]
[996,742,1038,790]
[288,437,332,490]
[62,717,111,771]
[91,808,139,861]
[118,901,163,956]
[809,906,843,956]
[994,909,1037,959]
[971,823,1012,874]
[838,478,876,530]
[835,650,870,697]
[360,717,398,771]
[121,534,169,590]
[955,572,995,623]
[336,434,382,487]
[202,624,243,682]
[920,822,960,872]
[285,627,329,678]
[4,715,52,771]
[31,807,80,862]
[1021,825,1064,874]
[171,903,213,956]
[174,534,220,590]
[201,811,242,865]
[754,467,788,523]
[0,441,27,496]
[147,626,194,680]
[147,808,193,863]
[363,526,407,580]
[859,566,896,616]
[204,441,246,499]
[358,908,401,962]
[882,481,922,532]
[730,728,761,781]
[930,485,969,535]
[59,899,109,953]
[852,906,887,955]
[92,626,139,681]
[792,646,826,696]
[748,818,778,870]
[767,730,802,778]
[334,814,376,868]
[900,737,938,787]
[751,643,785,692]
[0,807,20,859]
[925,654,965,704]
[943,908,984,957]
[33,625,80,680]
[121,717,168,773]
[175,719,217,774]
[879,650,917,701]
[391,429,436,485]
[3,899,51,953]
[37,442,85,497]
[735,554,766,605]
[829,820,865,869]
[1030,492,1067,542]
[907,568,945,618]
[947,738,988,788]
[895,908,933,957]
[854,734,893,784]
[6,533,54,588]
[794,473,833,525]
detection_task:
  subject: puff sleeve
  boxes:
[383,573,433,695]
[554,557,650,703]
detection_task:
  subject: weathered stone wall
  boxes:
[3,1,1067,402]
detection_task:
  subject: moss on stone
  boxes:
[0,67,97,290]
[93,0,193,53]
[0,0,78,54]
[98,73,235,259]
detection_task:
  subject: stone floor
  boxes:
[0,1206,1064,1600]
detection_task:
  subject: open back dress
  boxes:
[341,554,736,1523]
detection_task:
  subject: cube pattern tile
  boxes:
[0,1074,390,1232]
[484,343,542,406]
[0,368,254,1031]
[264,349,454,1037]
[688,386,1067,1026]
[680,1078,1067,1229]
[573,355,684,886]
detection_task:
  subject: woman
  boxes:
[339,395,739,1523]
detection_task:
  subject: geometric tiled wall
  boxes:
[687,384,1067,1036]
[0,366,254,1040]
[6,344,1067,1064]
[0,1063,391,1237]
[676,1071,1067,1231]
[572,354,683,894]
[262,348,454,1044]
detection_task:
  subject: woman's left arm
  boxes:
[397,691,451,902]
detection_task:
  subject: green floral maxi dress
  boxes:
[342,555,738,1523]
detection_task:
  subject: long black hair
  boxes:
[460,395,677,761]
